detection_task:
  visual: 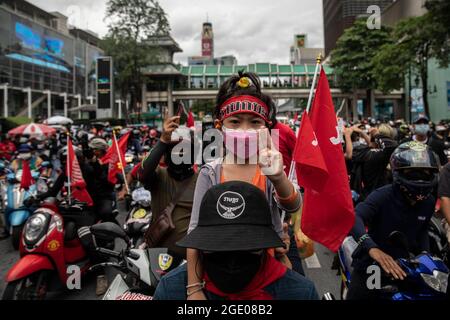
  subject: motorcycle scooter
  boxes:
[338,231,449,300]
[2,197,91,300]
[90,222,184,300]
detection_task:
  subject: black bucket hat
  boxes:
[177,181,284,251]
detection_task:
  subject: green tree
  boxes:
[102,0,170,116]
[330,18,392,116]
[372,13,445,118]
[425,0,450,67]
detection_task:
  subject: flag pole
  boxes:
[67,133,71,205]
[113,131,129,194]
[287,53,323,181]
[306,53,323,114]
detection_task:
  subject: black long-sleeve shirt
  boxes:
[138,140,169,189]
[350,184,433,271]
[352,135,398,197]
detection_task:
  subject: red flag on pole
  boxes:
[101,131,130,184]
[187,110,195,128]
[298,69,354,252]
[294,111,328,192]
[20,160,34,190]
[67,138,93,206]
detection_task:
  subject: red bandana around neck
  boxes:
[219,95,270,123]
[203,253,287,300]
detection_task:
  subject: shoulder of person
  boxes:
[199,158,222,176]
[358,184,394,205]
[267,269,319,300]
[442,162,450,173]
[153,263,187,300]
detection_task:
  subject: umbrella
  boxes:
[8,123,56,137]
[45,116,73,125]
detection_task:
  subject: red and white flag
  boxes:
[296,69,354,252]
[20,160,34,190]
[67,138,93,206]
[187,110,195,128]
[101,131,130,184]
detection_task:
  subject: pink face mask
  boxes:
[222,127,258,159]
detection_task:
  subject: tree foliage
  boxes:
[101,0,171,114]
[330,18,392,93]
[372,13,442,117]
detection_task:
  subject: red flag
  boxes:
[187,110,195,128]
[293,112,299,123]
[294,111,328,192]
[67,138,93,206]
[101,131,130,184]
[20,160,34,190]
[298,69,354,252]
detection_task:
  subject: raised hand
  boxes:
[160,109,181,144]
[258,127,284,180]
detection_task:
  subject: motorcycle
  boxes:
[123,187,152,248]
[3,161,53,249]
[2,197,91,300]
[338,231,449,300]
[90,222,184,300]
[428,214,450,267]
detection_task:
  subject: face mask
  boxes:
[394,171,437,204]
[166,150,194,181]
[414,124,430,136]
[18,153,31,160]
[222,127,258,160]
[203,251,262,294]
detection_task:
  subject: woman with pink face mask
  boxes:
[183,72,302,300]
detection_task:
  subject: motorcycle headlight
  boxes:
[420,270,449,293]
[24,213,48,244]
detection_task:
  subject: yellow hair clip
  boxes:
[237,77,250,88]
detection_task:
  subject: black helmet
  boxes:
[390,141,439,202]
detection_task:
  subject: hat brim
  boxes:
[177,224,285,252]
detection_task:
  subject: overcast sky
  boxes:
[29,0,324,65]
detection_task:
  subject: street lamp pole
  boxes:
[116,99,122,119]
[75,94,82,119]
[60,92,68,117]
[44,90,51,119]
[1,83,8,118]
[23,87,32,119]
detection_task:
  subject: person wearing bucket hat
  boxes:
[153,181,319,300]
[185,72,302,300]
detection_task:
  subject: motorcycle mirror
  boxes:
[387,231,410,255]
[91,222,128,242]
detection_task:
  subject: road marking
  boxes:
[304,253,321,269]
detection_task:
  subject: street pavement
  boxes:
[0,201,341,300]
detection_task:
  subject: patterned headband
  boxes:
[219,95,270,123]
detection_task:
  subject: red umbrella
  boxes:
[8,123,56,137]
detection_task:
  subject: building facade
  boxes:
[0,0,103,119]
[381,0,450,122]
[323,0,394,57]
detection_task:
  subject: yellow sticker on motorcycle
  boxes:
[133,209,147,219]
[47,240,60,252]
[158,254,173,271]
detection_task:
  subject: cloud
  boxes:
[29,0,324,65]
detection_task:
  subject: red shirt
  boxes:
[0,141,16,161]
[131,162,141,179]
[272,122,296,176]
